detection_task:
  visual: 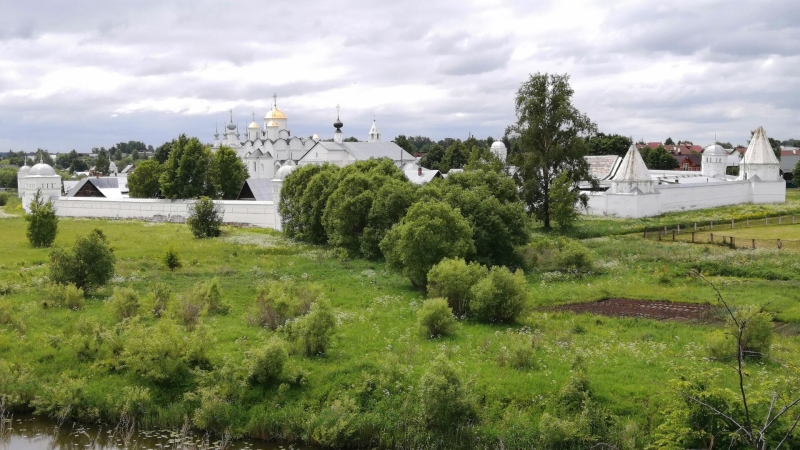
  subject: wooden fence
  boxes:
[643,215,800,250]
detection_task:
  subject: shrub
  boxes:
[251,338,288,385]
[186,277,229,316]
[469,266,527,323]
[49,229,116,294]
[175,296,204,330]
[0,192,8,206]
[709,306,773,359]
[149,283,172,319]
[25,190,58,248]
[554,238,593,272]
[122,319,211,384]
[187,197,223,238]
[0,305,26,336]
[497,339,535,370]
[291,298,336,356]
[418,354,475,430]
[416,298,457,338]
[248,281,320,329]
[163,247,182,272]
[109,287,140,321]
[427,258,487,316]
[45,283,85,310]
[380,200,475,288]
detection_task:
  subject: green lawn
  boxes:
[2,193,800,448]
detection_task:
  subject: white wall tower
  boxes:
[702,143,728,178]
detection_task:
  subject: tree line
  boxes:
[126,135,247,200]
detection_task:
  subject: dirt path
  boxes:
[550,298,713,320]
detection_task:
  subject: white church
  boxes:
[212,95,415,181]
[585,126,785,218]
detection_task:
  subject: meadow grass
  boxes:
[1,193,800,448]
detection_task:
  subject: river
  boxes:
[1,415,314,450]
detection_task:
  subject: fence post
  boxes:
[731,219,734,229]
[658,232,661,241]
[778,239,782,250]
[752,239,755,249]
[694,222,697,231]
[692,232,695,243]
[672,230,676,241]
[677,224,681,235]
[710,233,714,243]
[643,227,647,238]
[664,225,667,234]
[779,216,782,225]
[731,237,735,249]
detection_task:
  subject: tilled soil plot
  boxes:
[551,298,713,321]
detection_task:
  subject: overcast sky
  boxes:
[1,0,798,153]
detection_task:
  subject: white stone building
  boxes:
[585,126,786,218]
[212,96,414,180]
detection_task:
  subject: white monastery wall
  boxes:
[52,198,277,229]
[586,179,786,218]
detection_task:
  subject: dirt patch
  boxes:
[550,298,714,321]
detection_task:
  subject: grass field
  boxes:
[2,194,800,448]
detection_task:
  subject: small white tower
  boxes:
[22,161,61,212]
[368,118,381,142]
[611,144,655,194]
[490,140,508,164]
[213,123,221,148]
[17,165,30,198]
[739,126,781,181]
[247,112,261,141]
[333,105,344,144]
[271,164,297,232]
[702,143,728,178]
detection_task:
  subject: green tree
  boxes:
[586,133,632,157]
[162,247,181,272]
[643,145,679,170]
[250,338,288,385]
[548,171,583,231]
[25,190,58,248]
[439,170,528,267]
[296,166,340,244]
[0,168,18,189]
[279,164,330,241]
[381,200,475,288]
[160,135,213,199]
[427,258,487,316]
[187,197,223,238]
[49,229,116,293]
[94,149,111,175]
[793,160,800,188]
[440,140,470,172]
[469,266,527,323]
[127,159,163,198]
[665,137,675,146]
[153,141,172,164]
[360,179,416,259]
[33,149,55,166]
[508,73,597,228]
[211,146,248,199]
[419,143,446,170]
[293,298,336,356]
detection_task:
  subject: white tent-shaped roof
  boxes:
[612,144,651,181]
[742,126,779,165]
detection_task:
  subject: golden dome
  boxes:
[264,108,286,120]
[266,120,279,127]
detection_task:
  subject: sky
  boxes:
[0,0,798,153]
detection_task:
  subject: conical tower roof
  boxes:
[612,144,651,181]
[742,126,779,165]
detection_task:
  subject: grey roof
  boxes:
[316,141,414,162]
[66,177,121,198]
[238,178,274,201]
[121,165,134,174]
[585,155,622,180]
[402,164,442,184]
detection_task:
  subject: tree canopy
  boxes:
[127,159,164,198]
[508,72,597,229]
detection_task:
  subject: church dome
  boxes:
[18,165,30,175]
[264,108,287,120]
[266,120,279,127]
[275,164,297,180]
[109,161,118,172]
[248,121,260,129]
[226,123,237,131]
[491,141,507,151]
[29,163,56,177]
[704,144,727,156]
[312,134,320,140]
